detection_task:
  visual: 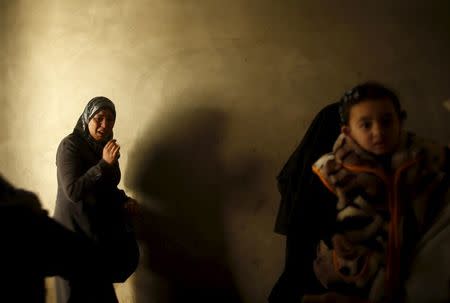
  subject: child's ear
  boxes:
[341,125,350,135]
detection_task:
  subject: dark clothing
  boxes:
[269,102,341,303]
[274,102,341,235]
[53,131,139,303]
[270,174,338,302]
[54,132,129,240]
[0,175,115,303]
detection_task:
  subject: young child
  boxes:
[309,82,450,303]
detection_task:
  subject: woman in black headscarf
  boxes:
[53,96,139,303]
[269,102,341,303]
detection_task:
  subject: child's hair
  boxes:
[338,82,406,125]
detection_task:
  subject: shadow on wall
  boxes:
[128,106,260,303]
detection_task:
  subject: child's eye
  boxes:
[360,122,371,129]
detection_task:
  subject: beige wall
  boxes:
[1,1,449,302]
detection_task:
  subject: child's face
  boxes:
[342,98,402,156]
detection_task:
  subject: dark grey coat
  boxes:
[53,131,139,303]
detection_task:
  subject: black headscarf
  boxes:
[273,102,341,235]
[73,96,116,156]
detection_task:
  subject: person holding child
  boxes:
[270,82,450,303]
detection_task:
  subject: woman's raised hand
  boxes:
[103,139,120,165]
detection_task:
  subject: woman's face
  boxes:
[88,109,115,141]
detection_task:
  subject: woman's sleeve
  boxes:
[109,161,131,204]
[57,137,113,203]
[113,187,130,205]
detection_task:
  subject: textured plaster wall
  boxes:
[0,1,449,302]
